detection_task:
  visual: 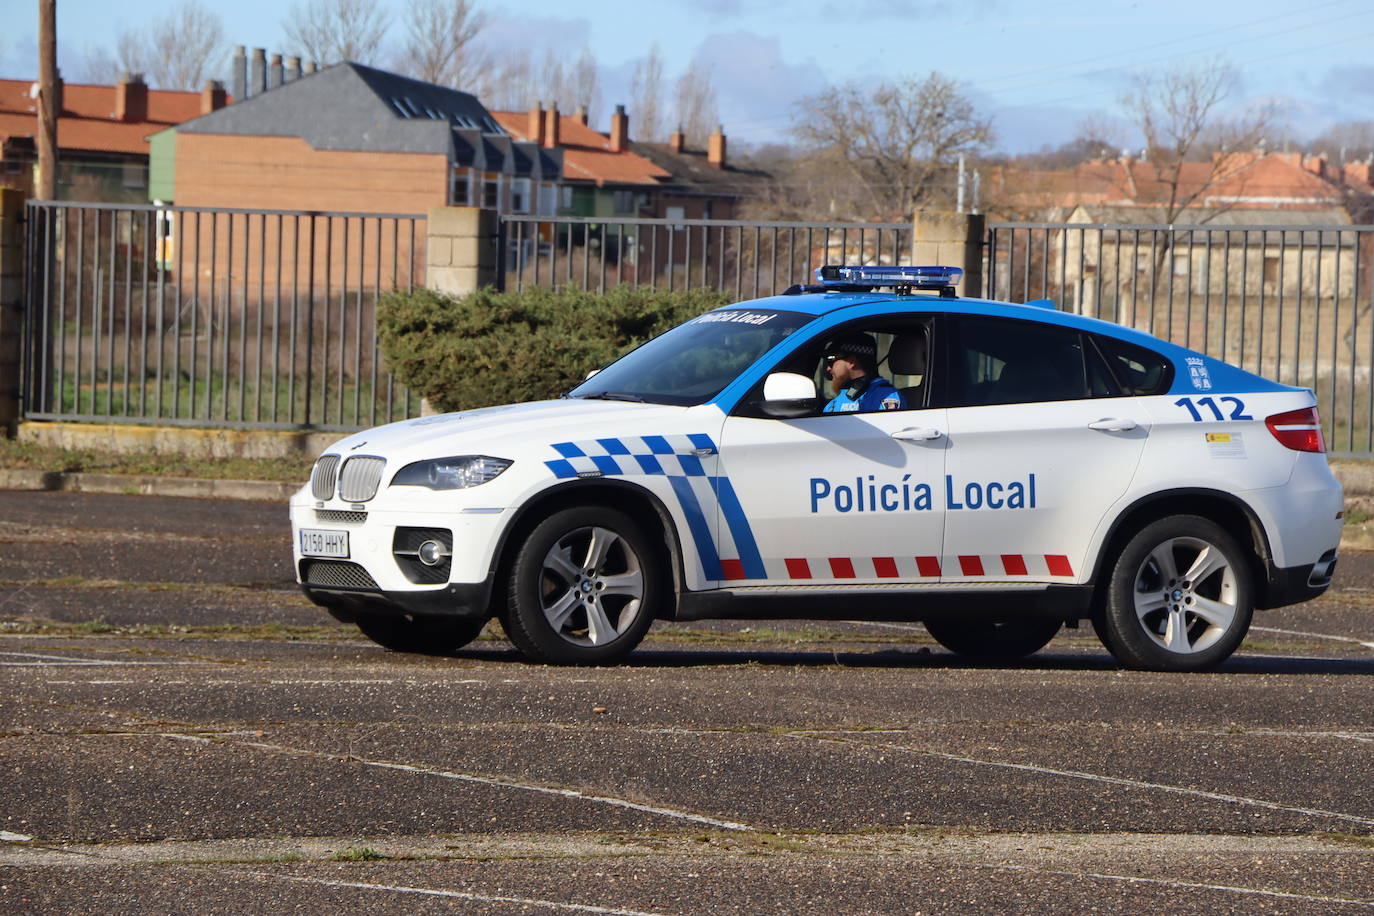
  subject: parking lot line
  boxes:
[1251,625,1374,649]
[790,731,1374,829]
[0,651,190,667]
[244,873,673,915]
[82,731,754,833]
[985,863,1374,908]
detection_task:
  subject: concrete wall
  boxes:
[912,211,985,296]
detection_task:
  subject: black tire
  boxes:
[1095,514,1253,672]
[355,612,488,655]
[501,505,660,665]
[924,618,1061,660]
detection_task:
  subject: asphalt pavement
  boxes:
[2,489,1374,914]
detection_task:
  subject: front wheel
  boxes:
[1095,515,1253,672]
[501,506,661,665]
[924,618,1061,660]
[355,612,489,655]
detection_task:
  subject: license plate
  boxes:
[299,528,349,558]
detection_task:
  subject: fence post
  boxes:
[426,206,500,296]
[0,190,23,437]
[418,206,500,414]
[912,210,984,297]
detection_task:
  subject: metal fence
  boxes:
[987,221,1374,456]
[500,215,912,299]
[22,201,426,430]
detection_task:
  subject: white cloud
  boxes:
[687,32,828,145]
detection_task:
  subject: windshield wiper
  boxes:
[575,392,646,402]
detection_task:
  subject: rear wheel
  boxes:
[356,612,488,655]
[924,618,1061,660]
[1095,515,1253,672]
[501,506,660,665]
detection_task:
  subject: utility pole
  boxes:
[37,0,59,200]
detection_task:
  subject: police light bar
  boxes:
[815,265,963,293]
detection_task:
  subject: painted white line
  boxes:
[1251,626,1374,649]
[986,862,1374,908]
[1204,728,1374,746]
[247,872,672,915]
[0,651,189,667]
[234,738,754,833]
[82,732,752,833]
[0,831,33,842]
[266,680,396,686]
[790,732,1374,829]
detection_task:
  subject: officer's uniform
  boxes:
[824,376,904,413]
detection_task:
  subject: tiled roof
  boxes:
[630,141,771,196]
[490,110,669,186]
[0,78,212,155]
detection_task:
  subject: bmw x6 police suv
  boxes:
[290,265,1342,671]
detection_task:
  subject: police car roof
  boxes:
[718,290,1171,352]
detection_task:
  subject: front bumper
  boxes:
[301,580,494,620]
[290,492,508,620]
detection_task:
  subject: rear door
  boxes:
[939,315,1151,584]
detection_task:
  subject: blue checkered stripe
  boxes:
[543,434,765,582]
[544,434,718,479]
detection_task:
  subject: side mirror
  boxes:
[760,372,822,418]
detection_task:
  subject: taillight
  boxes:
[1265,407,1325,453]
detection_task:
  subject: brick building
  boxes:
[159,59,560,214]
[0,74,226,201]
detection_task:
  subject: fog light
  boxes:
[417,540,445,566]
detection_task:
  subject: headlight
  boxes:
[390,456,512,490]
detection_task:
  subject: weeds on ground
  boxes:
[0,438,313,482]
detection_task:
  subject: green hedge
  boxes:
[377,285,734,412]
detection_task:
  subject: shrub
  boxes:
[377,285,734,412]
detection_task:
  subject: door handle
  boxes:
[891,427,944,441]
[1087,417,1138,432]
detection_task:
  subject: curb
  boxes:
[0,469,297,502]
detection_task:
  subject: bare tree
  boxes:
[1121,61,1272,224]
[78,0,225,90]
[283,0,389,67]
[630,44,666,143]
[673,62,718,147]
[395,0,486,88]
[791,72,992,220]
[569,46,600,124]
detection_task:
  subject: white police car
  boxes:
[290,265,1342,671]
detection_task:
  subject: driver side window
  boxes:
[755,318,932,416]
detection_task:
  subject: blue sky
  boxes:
[5,0,1374,153]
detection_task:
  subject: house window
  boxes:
[561,186,573,210]
[510,178,532,214]
[122,161,147,189]
[613,190,638,216]
[537,183,557,216]
[666,205,685,230]
[451,169,469,206]
[483,177,501,209]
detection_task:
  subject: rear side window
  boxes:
[950,316,1099,407]
[1092,334,1173,395]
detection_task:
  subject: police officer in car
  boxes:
[823,334,905,413]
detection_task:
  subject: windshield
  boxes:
[569,308,814,406]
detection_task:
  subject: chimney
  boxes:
[610,104,628,153]
[251,48,267,96]
[200,79,227,114]
[528,101,545,145]
[233,45,246,101]
[285,56,301,83]
[575,104,588,126]
[270,53,283,89]
[115,72,147,122]
[543,104,560,149]
[669,127,684,154]
[707,124,726,169]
